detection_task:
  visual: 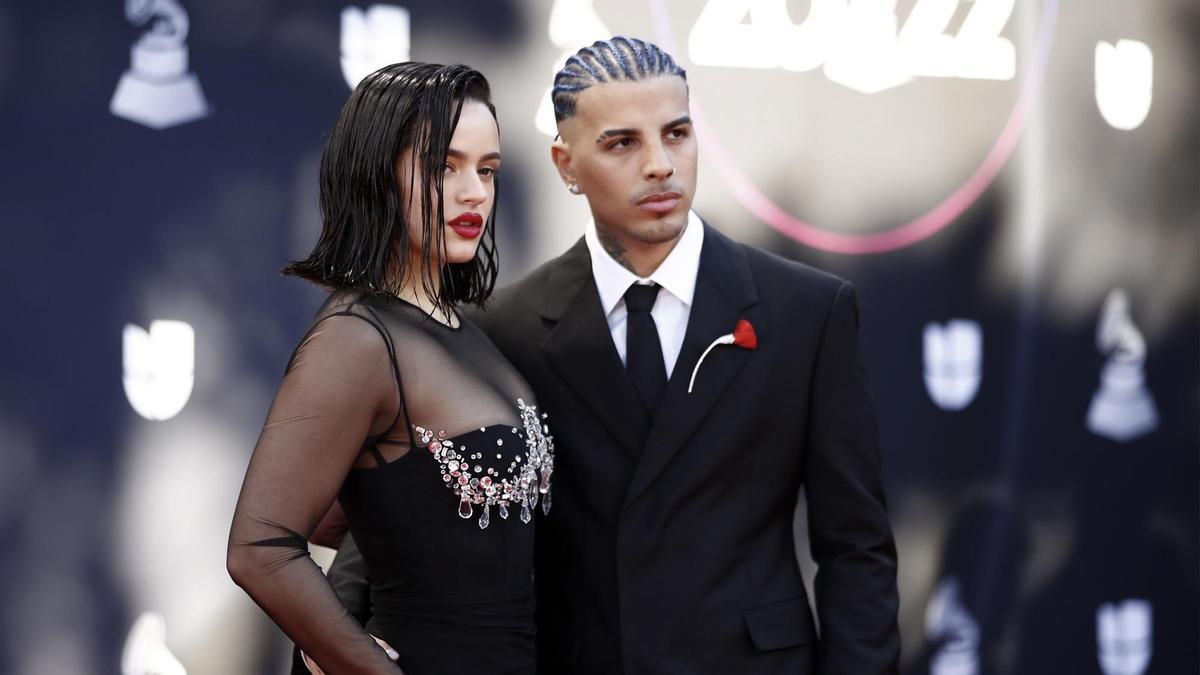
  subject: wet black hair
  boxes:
[284,62,499,314]
[551,36,687,122]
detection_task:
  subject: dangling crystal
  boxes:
[528,482,539,509]
[458,496,473,519]
[539,466,552,494]
[542,487,552,515]
[478,503,490,529]
[520,501,532,524]
[499,502,509,519]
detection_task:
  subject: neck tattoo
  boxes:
[596,228,637,275]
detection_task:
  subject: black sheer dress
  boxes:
[229,292,554,674]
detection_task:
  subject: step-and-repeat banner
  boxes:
[0,1,1195,673]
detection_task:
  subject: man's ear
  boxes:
[550,136,575,188]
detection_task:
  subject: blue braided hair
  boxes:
[552,36,687,122]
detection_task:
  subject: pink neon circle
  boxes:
[649,0,1060,254]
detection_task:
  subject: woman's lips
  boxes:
[637,192,681,215]
[448,212,483,239]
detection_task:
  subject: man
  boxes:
[314,36,899,674]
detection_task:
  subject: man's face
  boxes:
[554,76,696,247]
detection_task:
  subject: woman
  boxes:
[227,62,553,674]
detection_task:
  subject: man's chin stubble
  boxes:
[634,217,687,246]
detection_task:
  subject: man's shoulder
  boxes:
[708,225,847,298]
[488,247,574,312]
[502,254,564,299]
[472,239,586,335]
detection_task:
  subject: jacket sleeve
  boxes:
[803,281,901,675]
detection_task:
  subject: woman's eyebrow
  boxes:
[447,148,502,161]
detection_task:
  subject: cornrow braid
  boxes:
[552,36,687,122]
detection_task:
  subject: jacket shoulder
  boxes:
[471,241,584,338]
[733,237,848,299]
[486,249,566,316]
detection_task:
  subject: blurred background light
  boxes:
[0,1,1194,673]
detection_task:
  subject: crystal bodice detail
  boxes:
[413,398,554,529]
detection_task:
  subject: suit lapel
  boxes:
[622,226,759,509]
[540,239,651,458]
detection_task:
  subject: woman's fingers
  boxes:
[300,651,324,675]
[372,634,399,661]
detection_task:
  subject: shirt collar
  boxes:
[585,210,704,316]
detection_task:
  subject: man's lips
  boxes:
[637,192,682,215]
[448,212,483,238]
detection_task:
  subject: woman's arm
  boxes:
[227,313,401,673]
[311,500,350,550]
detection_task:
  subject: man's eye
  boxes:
[610,138,633,150]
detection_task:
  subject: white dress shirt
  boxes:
[584,210,704,377]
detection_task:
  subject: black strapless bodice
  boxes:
[340,421,554,673]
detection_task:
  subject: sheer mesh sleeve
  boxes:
[227,299,404,673]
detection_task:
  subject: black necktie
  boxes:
[624,283,667,415]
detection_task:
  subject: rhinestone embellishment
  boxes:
[413,398,554,529]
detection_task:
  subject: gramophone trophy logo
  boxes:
[1086,289,1158,443]
[925,577,981,675]
[110,0,209,130]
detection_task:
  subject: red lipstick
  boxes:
[448,212,484,239]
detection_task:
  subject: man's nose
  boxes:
[642,140,674,182]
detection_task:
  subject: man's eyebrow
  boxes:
[447,148,502,161]
[663,115,692,131]
[595,116,693,143]
[596,128,639,143]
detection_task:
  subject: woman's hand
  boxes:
[302,635,399,674]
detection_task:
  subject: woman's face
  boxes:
[395,100,501,268]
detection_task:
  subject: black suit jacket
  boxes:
[469,224,900,674]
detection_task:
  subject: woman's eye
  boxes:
[442,163,455,173]
[479,167,496,177]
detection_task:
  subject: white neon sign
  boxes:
[688,0,1016,94]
